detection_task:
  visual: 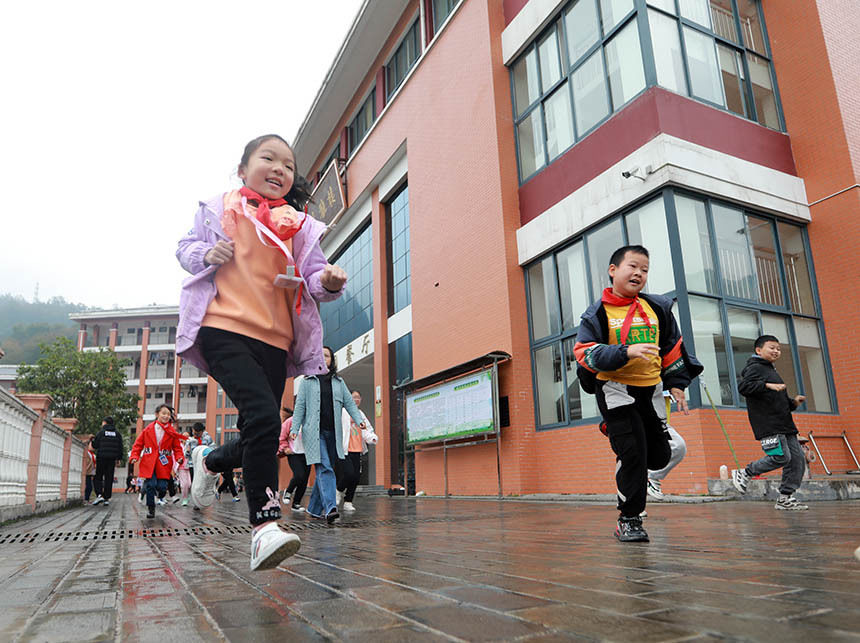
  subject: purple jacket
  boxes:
[175,193,342,378]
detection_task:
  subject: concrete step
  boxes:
[357,485,390,497]
[709,474,860,500]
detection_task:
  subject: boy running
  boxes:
[575,245,702,542]
[732,335,808,510]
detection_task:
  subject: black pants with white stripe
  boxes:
[596,380,671,518]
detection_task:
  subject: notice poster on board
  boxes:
[406,369,494,444]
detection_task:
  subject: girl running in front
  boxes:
[129,404,186,519]
[176,134,348,571]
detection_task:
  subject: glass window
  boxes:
[718,44,748,117]
[746,215,783,307]
[393,333,413,387]
[433,0,458,32]
[565,0,600,63]
[726,306,759,403]
[761,314,800,397]
[557,241,590,330]
[600,0,634,33]
[689,295,732,404]
[748,53,779,129]
[564,338,599,420]
[737,0,766,53]
[517,108,545,179]
[586,218,624,300]
[605,21,646,109]
[712,203,756,300]
[650,10,688,96]
[389,185,411,314]
[676,195,717,294]
[321,223,374,351]
[572,50,610,135]
[778,223,815,315]
[794,319,831,412]
[528,257,561,339]
[679,0,711,29]
[544,84,575,159]
[513,49,540,116]
[625,198,675,294]
[538,29,562,92]
[684,27,724,105]
[348,92,375,154]
[534,343,564,425]
[709,0,738,42]
[387,21,421,98]
[648,0,676,13]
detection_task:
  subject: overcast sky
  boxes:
[1,0,362,310]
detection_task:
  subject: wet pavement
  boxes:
[0,493,858,642]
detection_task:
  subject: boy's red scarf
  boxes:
[239,185,306,315]
[601,288,652,344]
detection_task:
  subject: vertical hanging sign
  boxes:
[306,160,346,226]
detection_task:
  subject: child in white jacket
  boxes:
[336,390,378,512]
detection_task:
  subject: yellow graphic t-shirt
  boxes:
[596,298,661,386]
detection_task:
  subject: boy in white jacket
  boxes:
[336,391,378,512]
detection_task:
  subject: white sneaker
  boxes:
[291,505,306,513]
[91,496,104,506]
[138,494,143,504]
[731,469,750,494]
[191,445,220,507]
[157,499,166,506]
[336,489,345,506]
[171,495,181,504]
[646,478,664,500]
[342,502,355,512]
[250,523,301,571]
[282,490,291,504]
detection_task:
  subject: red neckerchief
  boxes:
[239,186,306,315]
[601,288,652,344]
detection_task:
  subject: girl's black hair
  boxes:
[154,404,171,420]
[323,345,337,376]
[239,134,315,210]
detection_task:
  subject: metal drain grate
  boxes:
[0,514,486,545]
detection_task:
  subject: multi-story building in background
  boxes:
[288,0,860,496]
[70,307,238,444]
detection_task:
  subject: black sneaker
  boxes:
[326,508,340,524]
[147,506,156,519]
[615,516,649,542]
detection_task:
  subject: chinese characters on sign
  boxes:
[341,329,374,368]
[307,159,346,226]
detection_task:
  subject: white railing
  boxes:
[0,388,34,507]
[68,440,84,500]
[36,421,65,503]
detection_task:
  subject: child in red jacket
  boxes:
[130,404,185,518]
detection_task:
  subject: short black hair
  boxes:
[609,245,649,268]
[103,416,114,425]
[754,335,780,350]
[192,422,205,432]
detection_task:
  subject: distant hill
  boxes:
[0,294,90,363]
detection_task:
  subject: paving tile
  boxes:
[438,585,556,611]
[205,599,290,627]
[122,615,216,643]
[514,604,698,641]
[48,591,117,613]
[402,604,548,640]
[340,625,451,642]
[349,583,450,612]
[221,621,328,642]
[23,609,115,642]
[293,596,405,633]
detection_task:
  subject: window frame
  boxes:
[510,0,784,185]
[347,88,377,156]
[386,19,421,99]
[525,187,835,430]
[386,182,411,316]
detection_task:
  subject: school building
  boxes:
[69,307,241,443]
[290,0,860,496]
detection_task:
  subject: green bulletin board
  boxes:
[406,369,494,444]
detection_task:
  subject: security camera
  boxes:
[621,166,647,181]
[621,170,634,179]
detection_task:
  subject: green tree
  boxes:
[17,337,140,437]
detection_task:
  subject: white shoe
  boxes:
[336,489,345,506]
[191,445,220,507]
[291,505,306,513]
[731,468,750,494]
[342,502,355,512]
[171,495,181,504]
[91,496,104,506]
[646,478,664,500]
[157,499,166,506]
[282,490,291,504]
[138,494,143,504]
[250,523,301,571]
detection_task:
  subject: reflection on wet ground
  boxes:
[0,494,858,641]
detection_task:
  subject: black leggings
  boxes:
[336,452,362,502]
[218,471,238,497]
[199,327,286,525]
[286,454,310,505]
